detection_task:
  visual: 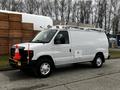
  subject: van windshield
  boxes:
[31,30,57,43]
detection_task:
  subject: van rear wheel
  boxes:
[92,54,103,68]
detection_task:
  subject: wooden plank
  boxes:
[9,38,22,45]
[23,30,34,38]
[0,30,9,37]
[9,30,22,38]
[22,37,33,43]
[0,13,9,21]
[22,23,34,30]
[9,22,22,30]
[9,13,22,22]
[0,21,9,30]
[33,31,40,36]
[0,46,9,55]
[0,38,9,46]
[23,30,40,39]
[9,38,22,49]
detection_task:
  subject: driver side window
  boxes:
[55,31,69,44]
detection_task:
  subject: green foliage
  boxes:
[0,55,9,69]
[109,50,120,59]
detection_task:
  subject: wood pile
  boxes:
[0,12,39,54]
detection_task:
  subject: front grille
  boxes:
[10,47,33,62]
[10,47,25,59]
[10,48,15,58]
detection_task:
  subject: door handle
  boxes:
[69,49,71,52]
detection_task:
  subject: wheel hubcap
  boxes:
[96,58,102,66]
[40,63,50,75]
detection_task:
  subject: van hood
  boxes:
[13,43,44,50]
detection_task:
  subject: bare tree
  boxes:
[79,0,85,23]
[0,0,8,10]
[84,1,92,24]
[95,0,107,28]
[72,1,77,22]
[75,1,80,24]
[9,0,23,11]
[66,0,72,24]
[111,0,120,35]
[17,0,25,12]
[41,0,46,16]
[59,0,66,21]
[46,0,53,17]
[41,0,53,17]
[24,0,39,14]
[104,0,107,31]
[107,0,112,33]
[54,0,59,20]
[75,0,91,24]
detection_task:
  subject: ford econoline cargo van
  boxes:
[9,25,109,77]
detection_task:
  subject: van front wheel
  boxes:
[34,58,53,78]
[92,55,103,68]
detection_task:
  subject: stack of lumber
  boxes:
[0,13,9,54]
[0,13,39,54]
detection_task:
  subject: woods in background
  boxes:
[0,0,120,35]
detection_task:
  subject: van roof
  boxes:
[51,25,105,32]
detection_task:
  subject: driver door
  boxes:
[52,31,74,65]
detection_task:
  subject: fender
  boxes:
[32,50,59,61]
[96,48,108,59]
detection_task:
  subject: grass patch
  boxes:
[0,55,11,70]
[109,49,120,59]
[0,55,9,66]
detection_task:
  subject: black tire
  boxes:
[34,58,54,78]
[92,54,103,68]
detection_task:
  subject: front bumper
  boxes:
[9,58,37,69]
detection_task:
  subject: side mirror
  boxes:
[54,34,65,44]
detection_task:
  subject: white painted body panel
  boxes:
[15,29,109,66]
[69,29,109,62]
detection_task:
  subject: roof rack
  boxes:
[83,27,105,32]
[51,25,105,32]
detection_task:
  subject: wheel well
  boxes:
[95,52,105,62]
[37,55,55,67]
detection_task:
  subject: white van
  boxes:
[9,25,109,77]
